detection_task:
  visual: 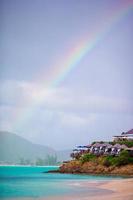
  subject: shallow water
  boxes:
[0,166,123,198]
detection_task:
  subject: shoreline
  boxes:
[48,169,133,177]
[4,178,133,200]
[0,165,60,167]
[42,178,133,200]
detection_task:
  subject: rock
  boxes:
[58,160,133,176]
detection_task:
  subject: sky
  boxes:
[0,0,133,150]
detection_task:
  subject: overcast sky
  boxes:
[0,0,133,150]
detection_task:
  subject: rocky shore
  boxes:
[54,160,133,176]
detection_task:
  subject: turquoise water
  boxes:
[0,166,123,198]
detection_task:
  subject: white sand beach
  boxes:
[43,178,133,200]
[3,178,133,200]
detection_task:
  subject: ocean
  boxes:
[0,166,123,198]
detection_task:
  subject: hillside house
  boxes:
[113,129,133,141]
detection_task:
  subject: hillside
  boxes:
[0,131,70,163]
[59,160,133,175]
[57,145,133,175]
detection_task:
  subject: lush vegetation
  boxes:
[19,155,58,166]
[80,150,133,167]
[36,155,57,166]
[92,141,133,147]
[80,153,96,163]
[103,150,133,167]
[109,141,133,148]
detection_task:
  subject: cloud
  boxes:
[59,112,96,127]
[0,80,132,114]
[0,79,132,148]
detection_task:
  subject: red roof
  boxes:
[125,129,133,135]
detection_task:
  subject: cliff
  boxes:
[59,160,133,175]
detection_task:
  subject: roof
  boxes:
[85,144,92,148]
[113,144,127,149]
[92,143,101,147]
[92,142,110,147]
[99,143,110,147]
[125,129,133,135]
[113,144,122,148]
[120,144,127,149]
[120,129,133,135]
[106,144,113,148]
[113,135,128,137]
[126,147,133,151]
[77,145,87,148]
[73,149,79,151]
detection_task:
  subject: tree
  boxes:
[36,158,45,166]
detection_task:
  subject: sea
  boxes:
[0,165,123,199]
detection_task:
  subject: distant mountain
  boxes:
[0,131,71,163]
[56,149,72,162]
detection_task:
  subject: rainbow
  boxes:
[12,0,133,131]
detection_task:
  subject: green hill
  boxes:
[0,131,70,164]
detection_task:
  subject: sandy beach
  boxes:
[42,178,133,200]
[3,178,133,200]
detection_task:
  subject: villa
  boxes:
[113,129,133,141]
[71,143,129,159]
[70,129,133,160]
